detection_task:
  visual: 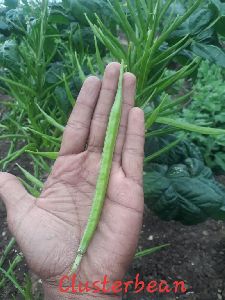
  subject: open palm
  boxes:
[0,63,145,297]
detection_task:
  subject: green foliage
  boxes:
[0,238,35,300]
[4,0,19,9]
[0,39,19,68]
[166,0,225,67]
[135,244,170,258]
[144,136,225,225]
[1,0,225,224]
[209,0,225,36]
[0,0,97,175]
[0,2,25,40]
[87,0,204,107]
[144,158,225,225]
[191,43,225,68]
[2,0,225,295]
[182,60,225,172]
[62,0,114,27]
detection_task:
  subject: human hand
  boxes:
[0,63,145,299]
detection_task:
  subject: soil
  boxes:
[125,210,225,300]
[1,103,225,300]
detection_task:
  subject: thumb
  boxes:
[0,172,35,233]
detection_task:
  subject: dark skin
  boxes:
[0,63,145,299]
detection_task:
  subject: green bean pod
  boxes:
[70,61,124,274]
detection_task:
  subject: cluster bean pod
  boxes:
[70,61,125,274]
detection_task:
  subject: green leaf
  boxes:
[19,178,40,197]
[5,7,25,29]
[145,94,168,129]
[72,27,96,53]
[108,0,137,43]
[16,164,44,189]
[144,158,225,225]
[62,0,113,27]
[63,73,75,106]
[0,266,25,297]
[144,135,185,164]
[214,152,225,172]
[54,86,71,115]
[4,0,18,9]
[0,238,16,268]
[24,128,61,146]
[156,116,225,135]
[135,244,170,258]
[144,134,202,165]
[36,104,65,132]
[49,9,70,25]
[25,150,58,160]
[75,51,86,82]
[209,0,225,36]
[0,40,19,71]
[0,20,9,32]
[171,8,213,38]
[191,42,225,67]
[162,91,193,111]
[94,36,104,74]
[46,62,65,84]
[0,76,36,95]
[0,144,33,167]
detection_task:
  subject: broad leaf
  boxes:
[62,0,114,27]
[0,39,19,71]
[4,0,18,9]
[191,42,225,67]
[144,158,225,225]
[209,0,225,36]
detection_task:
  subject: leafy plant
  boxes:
[182,60,225,172]
[0,0,93,174]
[0,238,38,300]
[144,135,225,225]
[165,0,225,67]
[84,0,225,226]
[0,0,25,41]
[88,0,203,105]
[1,0,225,223]
[2,0,225,297]
[62,0,114,27]
[144,157,225,225]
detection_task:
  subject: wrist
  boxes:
[43,281,122,300]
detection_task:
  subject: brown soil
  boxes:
[125,209,225,300]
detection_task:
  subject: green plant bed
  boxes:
[2,0,225,297]
[182,60,225,173]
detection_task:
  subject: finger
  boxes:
[88,62,121,153]
[113,72,136,163]
[0,172,35,231]
[122,108,145,185]
[59,76,101,156]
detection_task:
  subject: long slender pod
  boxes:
[70,61,125,274]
